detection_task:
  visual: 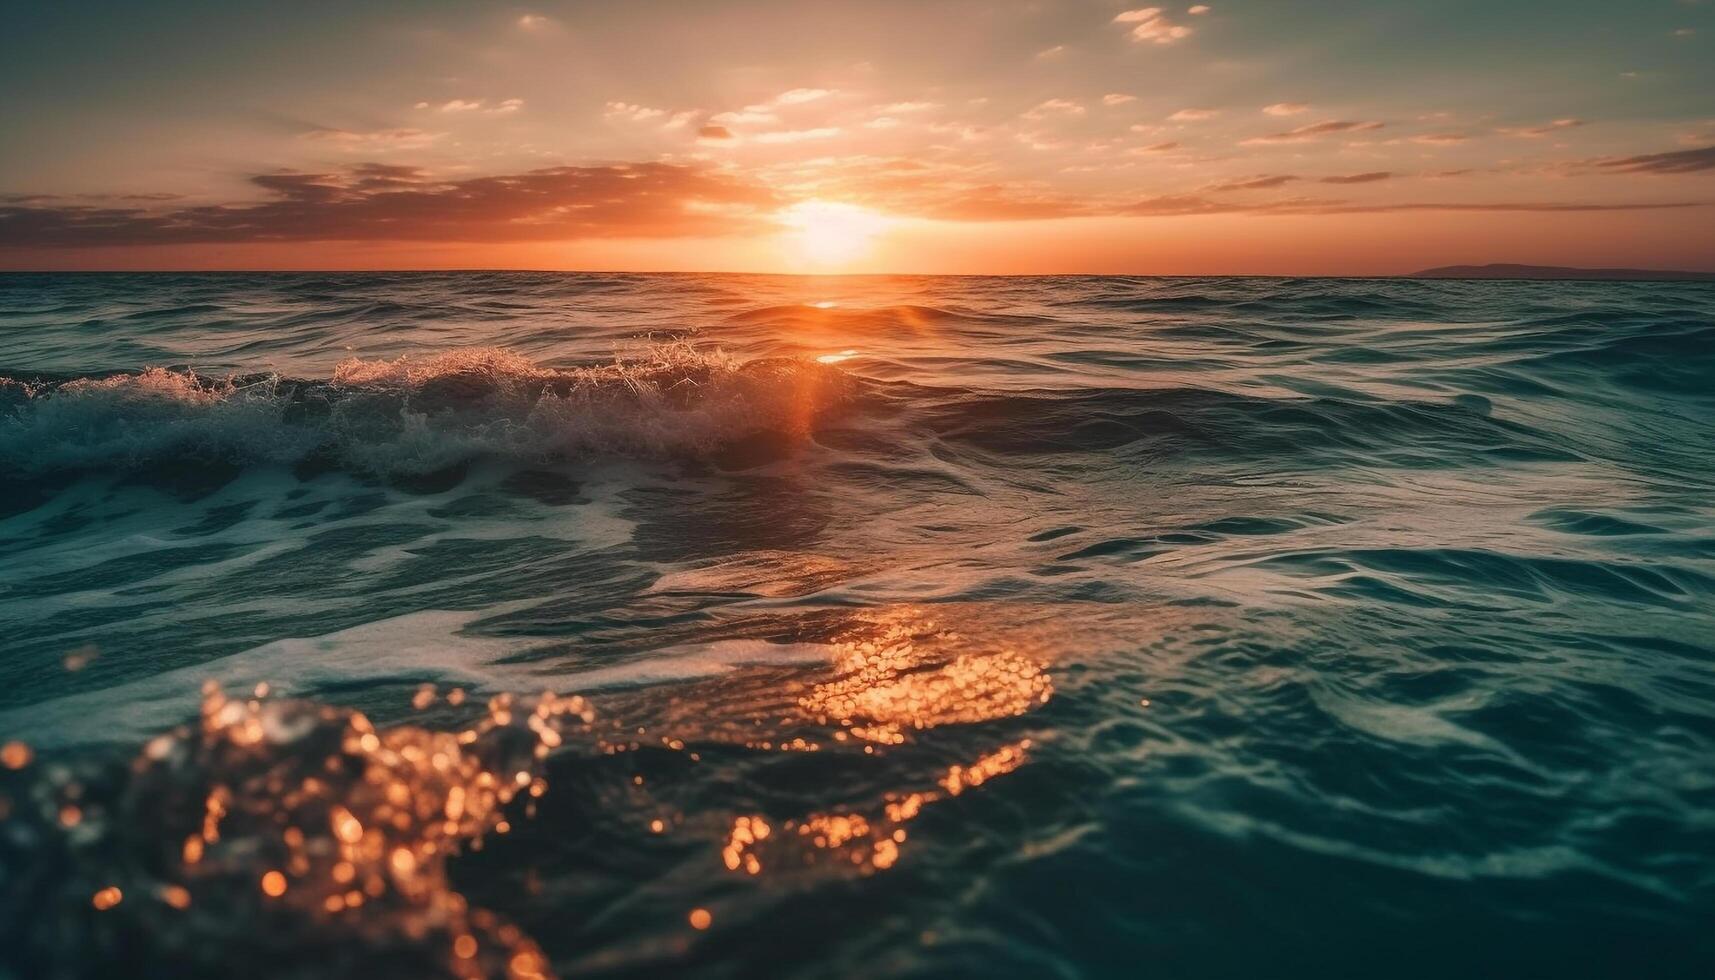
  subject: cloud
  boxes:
[423,98,524,116]
[1498,118,1585,138]
[710,108,780,127]
[774,88,832,105]
[605,102,668,122]
[0,192,185,204]
[299,128,444,150]
[1263,102,1308,117]
[516,14,551,30]
[1169,108,1219,122]
[1320,171,1394,184]
[1242,120,1384,144]
[880,101,938,113]
[1188,5,1211,14]
[1116,196,1706,217]
[1024,98,1086,120]
[1593,144,1715,174]
[697,125,734,141]
[751,127,843,144]
[0,162,781,247]
[1208,171,1395,192]
[1133,141,1181,153]
[1103,93,1137,106]
[1411,132,1471,145]
[1208,175,1298,191]
[605,103,699,133]
[1113,8,1194,44]
[1036,45,1068,60]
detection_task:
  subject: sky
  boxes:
[1,0,1712,274]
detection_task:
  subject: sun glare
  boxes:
[779,201,892,268]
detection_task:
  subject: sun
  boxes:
[778,200,893,268]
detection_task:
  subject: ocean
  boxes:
[0,272,1711,978]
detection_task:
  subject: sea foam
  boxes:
[0,344,851,476]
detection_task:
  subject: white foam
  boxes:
[0,344,851,476]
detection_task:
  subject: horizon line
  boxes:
[4,266,1715,281]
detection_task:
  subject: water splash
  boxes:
[0,683,592,979]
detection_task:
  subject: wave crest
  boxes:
[0,345,853,476]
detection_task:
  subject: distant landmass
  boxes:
[1409,263,1715,281]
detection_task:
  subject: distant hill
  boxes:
[1409,263,1715,281]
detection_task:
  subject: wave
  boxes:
[0,345,852,476]
[0,347,1589,480]
[725,302,1058,333]
[894,383,1576,463]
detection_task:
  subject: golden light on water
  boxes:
[1,608,1058,972]
[1,740,31,769]
[703,610,1054,876]
[798,614,1053,745]
[0,680,595,978]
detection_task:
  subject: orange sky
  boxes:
[2,2,1712,273]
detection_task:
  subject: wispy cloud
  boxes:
[605,101,667,122]
[1411,132,1471,145]
[1116,196,1705,217]
[1497,118,1585,138]
[420,98,525,116]
[299,127,444,150]
[774,88,832,105]
[0,163,780,247]
[1113,8,1194,45]
[1207,174,1298,191]
[1102,93,1137,106]
[1023,98,1086,120]
[1593,144,1715,174]
[1263,102,1308,117]
[1170,108,1219,122]
[1242,120,1384,144]
[1321,171,1394,184]
[751,127,843,144]
[1207,171,1396,192]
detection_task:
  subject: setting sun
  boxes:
[778,201,893,268]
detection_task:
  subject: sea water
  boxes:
[1,272,1711,978]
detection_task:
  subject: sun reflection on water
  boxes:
[1,607,1057,974]
[799,613,1053,745]
[711,609,1052,876]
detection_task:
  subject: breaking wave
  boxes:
[0,345,852,476]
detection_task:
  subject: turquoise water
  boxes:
[1,272,1712,977]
